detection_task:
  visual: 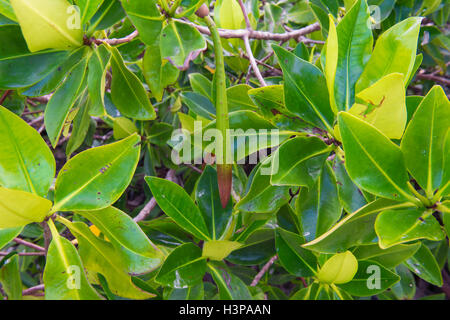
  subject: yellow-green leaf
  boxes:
[0,187,52,228]
[318,251,358,284]
[10,0,83,52]
[325,14,338,114]
[348,73,407,139]
[202,240,242,261]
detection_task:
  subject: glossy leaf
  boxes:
[338,260,400,297]
[401,85,450,195]
[356,17,422,91]
[271,136,331,187]
[44,219,102,300]
[112,117,138,140]
[110,46,156,120]
[0,254,22,300]
[76,0,104,24]
[155,243,206,288]
[10,0,83,52]
[338,112,414,202]
[375,208,445,249]
[273,45,334,133]
[121,0,162,45]
[87,44,111,116]
[146,176,211,241]
[160,20,206,70]
[275,228,317,277]
[348,73,407,139]
[304,199,415,253]
[318,251,358,284]
[227,229,275,266]
[53,134,141,212]
[296,163,342,242]
[0,227,22,250]
[196,166,232,240]
[0,105,55,197]
[353,242,421,268]
[208,263,253,300]
[404,243,443,287]
[45,57,88,147]
[65,92,91,157]
[0,187,52,228]
[237,158,290,213]
[334,0,373,111]
[143,42,179,102]
[202,240,242,261]
[80,206,163,275]
[59,218,153,299]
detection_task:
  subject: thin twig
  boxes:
[92,30,139,46]
[22,284,45,296]
[251,255,278,286]
[243,36,267,86]
[40,221,51,256]
[0,90,11,104]
[237,0,252,30]
[178,19,321,41]
[416,73,450,86]
[13,238,45,252]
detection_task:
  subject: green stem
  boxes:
[203,15,232,208]
[407,181,431,207]
[168,0,182,16]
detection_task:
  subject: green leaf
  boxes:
[110,46,156,120]
[146,176,211,241]
[441,131,450,196]
[404,243,443,286]
[333,158,367,213]
[338,112,415,202]
[53,134,141,212]
[401,85,450,196]
[87,44,111,116]
[22,47,87,97]
[0,0,17,21]
[121,0,162,46]
[0,187,52,228]
[45,57,88,148]
[271,136,331,187]
[0,24,70,89]
[303,199,415,253]
[112,117,138,140]
[156,243,206,288]
[58,217,153,299]
[196,166,232,240]
[189,73,212,100]
[44,219,103,300]
[391,264,416,300]
[202,240,242,261]
[208,263,253,300]
[353,242,421,268]
[227,85,257,112]
[334,0,373,111]
[324,14,338,113]
[375,208,445,249]
[338,260,400,297]
[143,42,179,102]
[0,254,22,300]
[0,227,22,250]
[65,92,92,157]
[273,45,334,133]
[318,251,358,285]
[79,206,163,275]
[76,0,104,24]
[227,229,275,266]
[181,92,215,120]
[10,0,83,52]
[348,73,407,139]
[0,105,55,197]
[356,17,422,91]
[275,228,317,277]
[296,162,342,242]
[160,20,206,70]
[237,157,290,213]
[88,0,125,32]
